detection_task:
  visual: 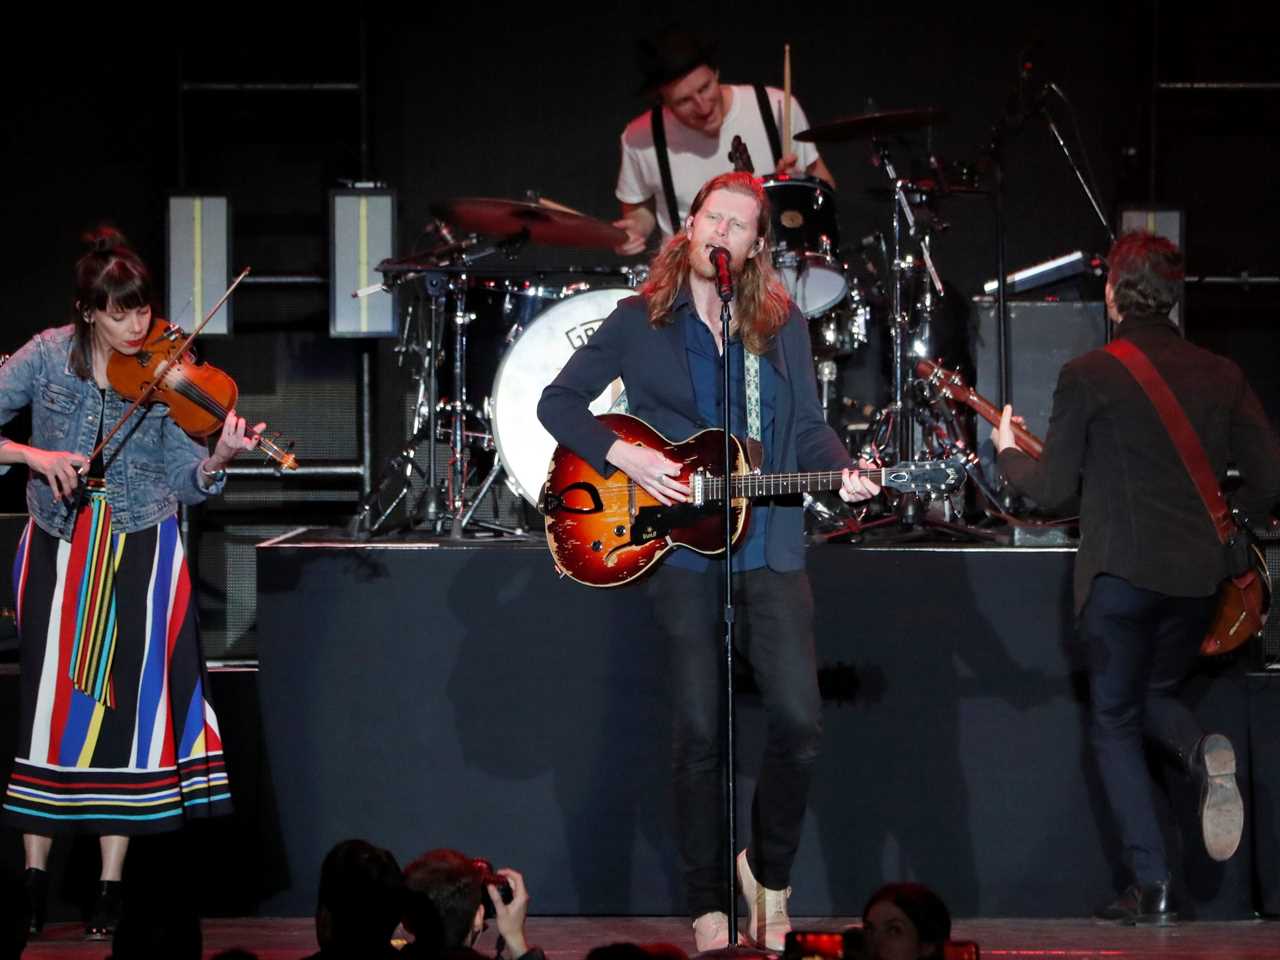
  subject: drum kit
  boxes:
[351,106,984,539]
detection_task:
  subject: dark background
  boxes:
[0,4,1277,655]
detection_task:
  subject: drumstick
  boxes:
[536,196,587,217]
[782,44,792,161]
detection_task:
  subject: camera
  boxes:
[472,858,514,919]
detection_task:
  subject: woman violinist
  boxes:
[0,228,261,938]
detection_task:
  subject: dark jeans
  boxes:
[1081,574,1216,885]
[646,563,822,918]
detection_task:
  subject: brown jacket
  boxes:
[998,313,1280,614]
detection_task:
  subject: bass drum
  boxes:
[490,287,632,505]
[761,173,848,317]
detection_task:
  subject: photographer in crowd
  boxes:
[401,849,543,960]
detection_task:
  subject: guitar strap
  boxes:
[753,84,783,166]
[650,105,682,235]
[745,350,761,441]
[1104,339,1240,550]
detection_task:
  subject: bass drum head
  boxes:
[490,287,632,505]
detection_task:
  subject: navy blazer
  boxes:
[537,289,850,572]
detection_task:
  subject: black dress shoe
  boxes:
[1196,733,1244,861]
[85,880,123,940]
[1093,881,1177,925]
[23,867,49,935]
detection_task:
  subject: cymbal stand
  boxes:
[446,275,473,539]
[876,139,946,461]
[456,458,526,537]
[350,271,447,538]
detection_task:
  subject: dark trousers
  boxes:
[646,563,822,918]
[1081,574,1216,885]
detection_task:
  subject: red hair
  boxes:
[640,171,791,355]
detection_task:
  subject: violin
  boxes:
[104,316,298,471]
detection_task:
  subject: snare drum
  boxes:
[489,287,632,504]
[762,174,848,318]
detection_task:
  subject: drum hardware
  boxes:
[878,140,948,462]
[430,197,628,251]
[816,359,839,420]
[352,193,641,539]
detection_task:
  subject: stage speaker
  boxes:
[1119,207,1186,331]
[198,327,364,510]
[1255,528,1280,669]
[192,520,303,661]
[972,300,1107,440]
[167,195,232,334]
[330,189,397,338]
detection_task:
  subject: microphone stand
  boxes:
[1039,84,1114,245]
[719,290,741,947]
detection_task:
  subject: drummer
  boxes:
[613,26,836,256]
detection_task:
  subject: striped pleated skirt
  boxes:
[3,492,231,834]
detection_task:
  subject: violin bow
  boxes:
[84,267,251,469]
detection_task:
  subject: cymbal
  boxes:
[794,108,948,144]
[865,178,990,201]
[432,197,625,250]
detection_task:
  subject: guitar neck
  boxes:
[953,389,1044,460]
[705,468,876,500]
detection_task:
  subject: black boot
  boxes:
[86,879,123,940]
[23,867,48,935]
[1093,881,1177,925]
[1194,733,1244,862]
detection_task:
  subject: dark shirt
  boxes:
[999,312,1280,612]
[537,286,849,573]
[670,310,775,571]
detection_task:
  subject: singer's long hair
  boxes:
[641,171,791,356]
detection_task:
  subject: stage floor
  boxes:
[17,915,1280,959]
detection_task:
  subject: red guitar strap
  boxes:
[1104,339,1236,545]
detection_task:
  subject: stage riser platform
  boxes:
[252,540,1279,919]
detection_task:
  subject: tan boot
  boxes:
[692,911,730,952]
[736,849,791,950]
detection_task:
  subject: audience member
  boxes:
[401,849,542,960]
[303,838,405,960]
[861,884,951,960]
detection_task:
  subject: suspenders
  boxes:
[651,85,784,233]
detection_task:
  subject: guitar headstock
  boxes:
[914,358,973,403]
[728,135,755,174]
[879,458,966,496]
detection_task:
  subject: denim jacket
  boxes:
[0,325,225,541]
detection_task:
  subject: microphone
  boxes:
[709,246,733,302]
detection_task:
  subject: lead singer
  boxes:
[538,171,878,951]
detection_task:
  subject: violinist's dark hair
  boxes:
[70,226,153,380]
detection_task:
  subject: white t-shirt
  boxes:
[615,84,822,237]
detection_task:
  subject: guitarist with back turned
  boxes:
[538,171,878,952]
[994,232,1280,925]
